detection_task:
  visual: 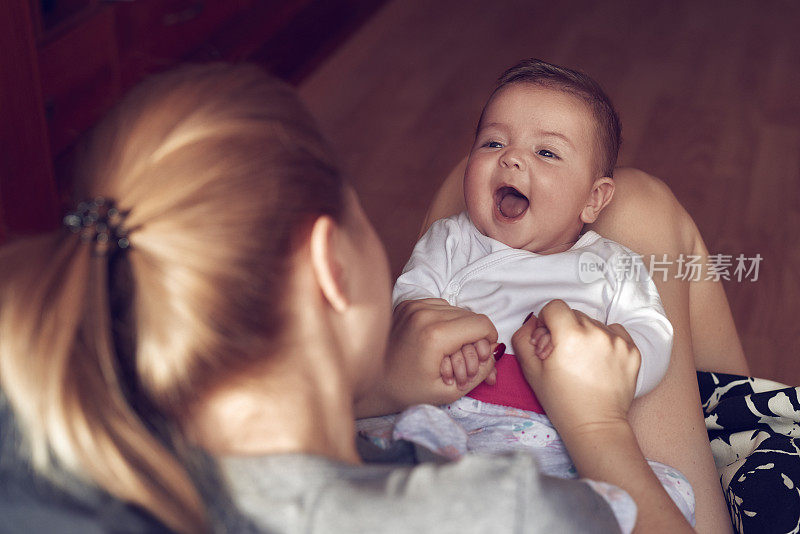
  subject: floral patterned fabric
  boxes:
[698,371,800,533]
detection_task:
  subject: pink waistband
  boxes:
[467,353,546,414]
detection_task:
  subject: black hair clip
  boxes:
[63,197,130,254]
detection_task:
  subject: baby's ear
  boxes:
[580,177,615,224]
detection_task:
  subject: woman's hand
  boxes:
[512,299,641,437]
[355,298,499,417]
[514,300,693,533]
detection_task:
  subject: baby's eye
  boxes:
[537,149,559,159]
[485,141,504,148]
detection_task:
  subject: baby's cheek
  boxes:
[464,200,491,235]
[463,186,484,216]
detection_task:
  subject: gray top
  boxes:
[219,452,622,533]
[0,392,622,533]
[0,394,170,533]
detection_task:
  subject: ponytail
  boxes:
[0,234,209,533]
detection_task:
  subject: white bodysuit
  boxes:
[393,211,673,396]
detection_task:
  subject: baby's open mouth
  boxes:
[495,186,529,219]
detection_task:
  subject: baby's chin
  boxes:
[483,223,538,251]
[482,221,574,254]
[468,207,539,251]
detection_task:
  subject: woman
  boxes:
[0,64,706,532]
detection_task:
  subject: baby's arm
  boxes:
[605,250,673,397]
[529,251,672,396]
[394,216,497,388]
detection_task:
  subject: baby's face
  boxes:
[464,83,602,254]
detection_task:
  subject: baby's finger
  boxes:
[512,325,544,384]
[440,355,455,385]
[484,367,497,386]
[535,331,550,350]
[531,326,548,345]
[462,343,480,377]
[474,338,492,361]
[460,357,497,394]
[536,332,552,359]
[450,349,468,387]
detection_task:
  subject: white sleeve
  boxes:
[606,251,673,397]
[392,217,464,308]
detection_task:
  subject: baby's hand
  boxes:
[441,339,491,388]
[513,300,641,433]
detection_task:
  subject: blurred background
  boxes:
[2,0,798,384]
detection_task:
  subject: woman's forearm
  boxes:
[354,387,402,419]
[560,420,694,534]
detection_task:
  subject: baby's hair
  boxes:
[488,58,621,177]
[0,64,344,533]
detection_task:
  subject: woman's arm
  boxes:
[515,300,693,533]
[422,159,745,533]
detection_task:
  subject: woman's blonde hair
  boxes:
[0,63,344,532]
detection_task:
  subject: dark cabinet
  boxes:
[1,0,380,243]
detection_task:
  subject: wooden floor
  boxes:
[299,0,800,385]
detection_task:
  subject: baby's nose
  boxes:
[500,150,525,170]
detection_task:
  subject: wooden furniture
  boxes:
[0,0,384,244]
[0,0,60,237]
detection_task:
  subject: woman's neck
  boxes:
[188,346,361,465]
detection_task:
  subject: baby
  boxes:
[395,59,672,405]
[359,59,695,528]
